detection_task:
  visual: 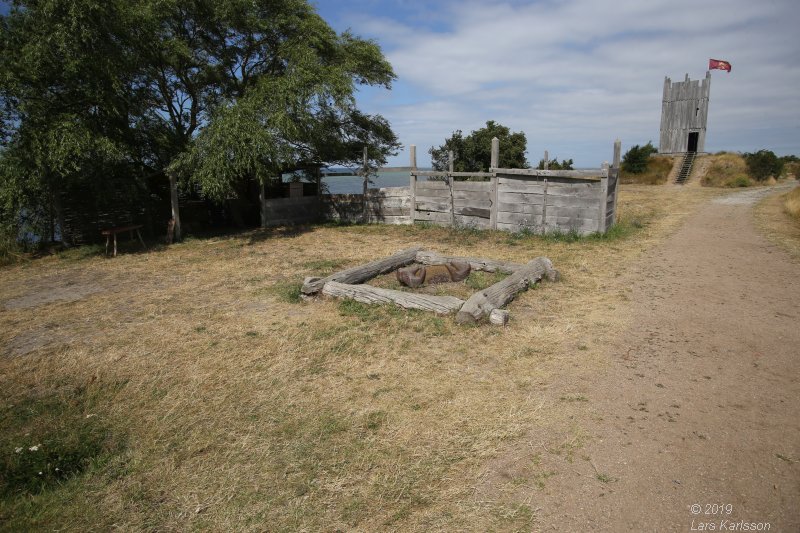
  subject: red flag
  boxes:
[709,59,731,72]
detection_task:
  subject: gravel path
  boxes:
[539,184,800,531]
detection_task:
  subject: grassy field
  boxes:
[0,185,723,531]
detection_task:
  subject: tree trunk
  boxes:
[456,257,557,324]
[52,183,69,246]
[322,281,464,315]
[260,179,268,229]
[168,173,182,242]
[302,246,422,295]
[416,250,523,274]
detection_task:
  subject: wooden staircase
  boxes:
[675,152,696,184]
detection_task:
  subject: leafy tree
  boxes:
[429,121,527,172]
[0,0,398,245]
[0,0,147,245]
[537,158,573,170]
[744,150,783,181]
[621,142,657,174]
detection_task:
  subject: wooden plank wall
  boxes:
[265,141,622,236]
[323,187,411,225]
[414,179,493,229]
[266,175,614,235]
[495,175,604,235]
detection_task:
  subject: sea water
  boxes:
[321,170,414,194]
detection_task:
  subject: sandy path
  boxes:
[539,185,800,531]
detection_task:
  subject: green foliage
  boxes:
[429,121,528,172]
[621,142,657,174]
[270,280,304,303]
[537,158,574,170]
[465,270,508,291]
[783,160,800,180]
[0,0,399,242]
[744,150,783,181]
[731,176,752,187]
[0,388,123,497]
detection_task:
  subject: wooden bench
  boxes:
[101,225,146,257]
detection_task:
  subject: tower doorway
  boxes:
[687,132,699,153]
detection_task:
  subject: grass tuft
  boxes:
[0,385,125,498]
[269,280,303,303]
[784,186,800,221]
[596,473,617,483]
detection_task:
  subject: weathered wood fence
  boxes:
[258,139,621,235]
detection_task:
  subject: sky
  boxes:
[313,0,800,168]
[2,1,798,168]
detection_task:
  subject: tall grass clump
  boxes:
[620,155,673,185]
[784,186,800,221]
[701,153,753,187]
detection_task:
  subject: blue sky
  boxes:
[314,0,800,167]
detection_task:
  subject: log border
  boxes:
[302,248,559,322]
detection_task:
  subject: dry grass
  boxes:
[754,185,800,259]
[0,185,720,530]
[700,153,754,187]
[619,156,674,185]
[785,184,800,220]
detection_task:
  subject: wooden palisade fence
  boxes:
[403,138,621,235]
[259,139,622,235]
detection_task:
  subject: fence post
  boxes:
[599,162,610,233]
[490,137,499,230]
[612,139,622,224]
[448,150,455,227]
[541,178,548,233]
[409,145,417,224]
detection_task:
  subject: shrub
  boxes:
[744,150,783,181]
[731,176,752,187]
[782,160,800,180]
[537,158,573,170]
[621,142,657,174]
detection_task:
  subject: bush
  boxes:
[621,142,657,174]
[537,158,573,170]
[744,150,783,181]
[782,160,800,180]
[730,176,752,187]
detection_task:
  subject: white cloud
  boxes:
[347,0,800,166]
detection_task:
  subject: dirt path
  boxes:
[538,184,800,531]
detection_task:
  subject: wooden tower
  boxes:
[659,72,711,154]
